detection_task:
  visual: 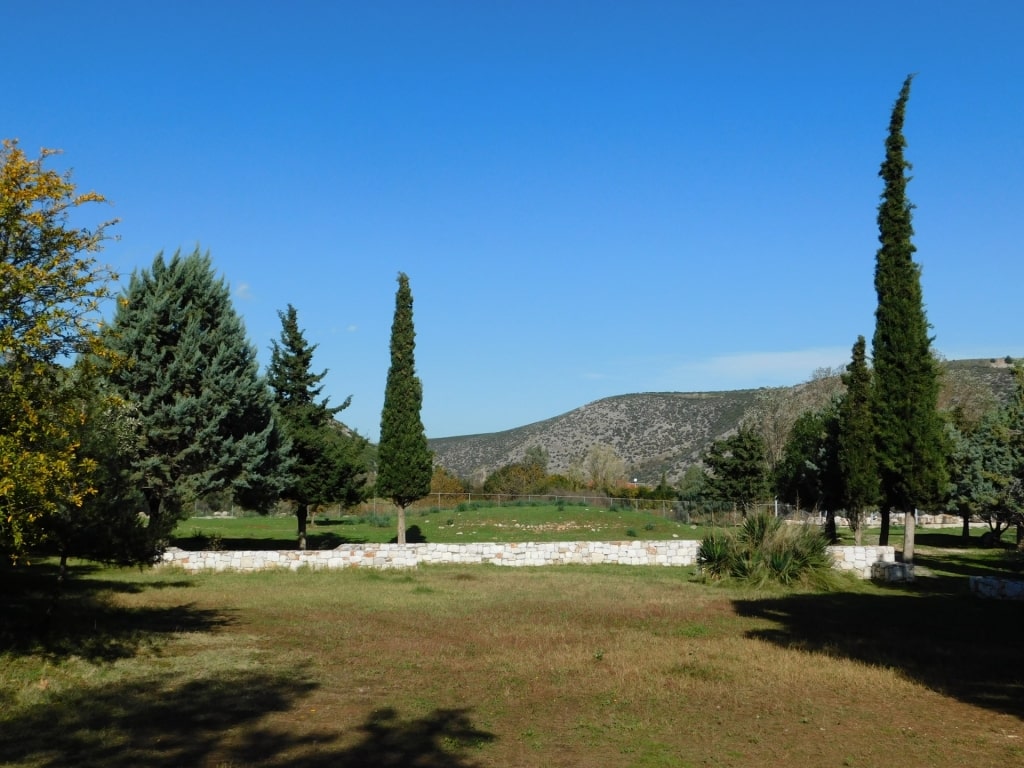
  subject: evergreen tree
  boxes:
[702,426,771,516]
[947,364,1024,545]
[870,75,947,560]
[377,273,432,544]
[267,304,367,549]
[103,249,290,541]
[836,336,879,545]
[775,406,840,538]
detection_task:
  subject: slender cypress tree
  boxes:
[104,248,290,540]
[837,336,879,546]
[870,75,947,560]
[267,304,366,549]
[377,272,432,544]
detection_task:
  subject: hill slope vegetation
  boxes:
[428,358,1017,484]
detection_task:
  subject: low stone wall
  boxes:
[969,576,1024,600]
[160,541,896,579]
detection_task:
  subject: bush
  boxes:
[357,512,393,528]
[696,512,837,588]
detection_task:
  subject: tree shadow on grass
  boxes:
[0,666,495,768]
[171,533,369,550]
[733,588,1024,719]
[0,563,228,661]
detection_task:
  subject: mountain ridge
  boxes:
[427,358,1017,484]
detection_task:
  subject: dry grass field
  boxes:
[2,536,1022,767]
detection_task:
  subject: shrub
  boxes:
[697,512,837,588]
[696,529,736,579]
[357,512,393,528]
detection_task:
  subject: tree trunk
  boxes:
[824,510,838,543]
[396,504,407,545]
[145,490,163,538]
[903,509,916,564]
[879,506,891,546]
[961,515,970,540]
[297,505,308,550]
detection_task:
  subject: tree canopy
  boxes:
[836,336,879,545]
[267,304,366,548]
[0,140,117,559]
[377,272,432,544]
[702,427,771,515]
[103,248,290,541]
[870,75,947,558]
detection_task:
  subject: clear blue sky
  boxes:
[8,1,1023,440]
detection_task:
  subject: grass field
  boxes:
[171,501,713,549]
[2,516,1022,767]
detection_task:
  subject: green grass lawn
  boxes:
[172,501,714,549]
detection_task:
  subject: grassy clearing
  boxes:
[2,544,1022,767]
[172,501,710,548]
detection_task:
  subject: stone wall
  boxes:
[969,576,1024,600]
[159,540,895,579]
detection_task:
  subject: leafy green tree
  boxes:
[377,273,432,544]
[430,465,465,495]
[836,336,879,545]
[482,461,547,496]
[870,75,948,559]
[947,365,1024,544]
[677,465,707,502]
[103,248,290,542]
[40,362,154,578]
[702,427,771,515]
[584,443,627,493]
[267,304,367,549]
[0,139,118,560]
[775,406,841,539]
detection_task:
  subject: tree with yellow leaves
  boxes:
[0,139,117,560]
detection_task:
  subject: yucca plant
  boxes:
[698,512,838,588]
[738,511,782,549]
[696,529,736,579]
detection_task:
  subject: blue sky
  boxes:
[8,1,1023,439]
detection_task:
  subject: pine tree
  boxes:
[870,75,947,560]
[104,248,290,541]
[267,304,366,549]
[377,273,432,544]
[702,426,771,516]
[836,336,879,545]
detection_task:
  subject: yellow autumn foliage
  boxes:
[0,139,117,559]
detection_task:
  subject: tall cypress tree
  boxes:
[837,336,879,546]
[104,248,290,540]
[377,272,432,544]
[267,304,366,549]
[870,75,947,560]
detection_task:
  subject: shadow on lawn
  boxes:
[0,563,224,661]
[171,532,369,550]
[0,665,495,768]
[733,586,1024,719]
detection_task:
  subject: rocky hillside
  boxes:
[428,358,1017,485]
[429,389,760,485]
